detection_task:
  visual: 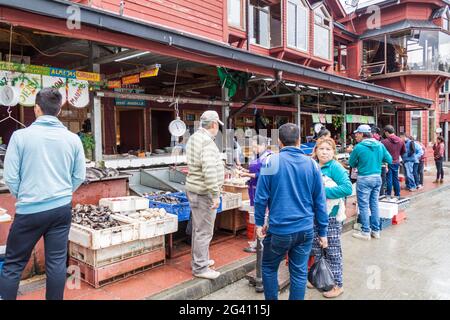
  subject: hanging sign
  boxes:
[43,75,67,105]
[76,71,101,82]
[107,80,122,89]
[346,115,353,123]
[312,114,320,123]
[13,73,42,107]
[367,116,375,124]
[114,88,147,107]
[68,79,90,108]
[139,67,159,78]
[122,74,140,85]
[0,61,50,75]
[49,67,76,79]
[325,115,332,124]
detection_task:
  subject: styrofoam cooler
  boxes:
[99,196,149,212]
[378,201,398,219]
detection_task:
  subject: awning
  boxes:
[360,19,440,39]
[0,0,434,108]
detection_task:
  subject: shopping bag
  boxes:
[307,251,335,292]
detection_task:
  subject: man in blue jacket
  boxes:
[254,123,328,300]
[349,125,392,241]
[1,88,86,300]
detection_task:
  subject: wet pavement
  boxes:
[202,190,450,300]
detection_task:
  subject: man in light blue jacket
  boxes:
[0,88,86,300]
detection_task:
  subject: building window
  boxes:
[429,110,436,143]
[287,0,309,51]
[411,111,422,141]
[228,0,245,29]
[334,43,348,73]
[313,5,332,60]
[249,0,282,48]
[444,11,450,32]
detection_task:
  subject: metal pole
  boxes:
[255,237,264,293]
[374,105,378,127]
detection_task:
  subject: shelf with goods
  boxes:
[59,104,88,134]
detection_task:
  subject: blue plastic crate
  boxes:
[380,218,392,230]
[0,260,4,274]
[147,193,191,222]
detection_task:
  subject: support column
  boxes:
[295,88,301,143]
[343,101,347,150]
[374,105,378,127]
[90,43,103,162]
[445,121,449,162]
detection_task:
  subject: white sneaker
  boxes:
[208,259,215,267]
[352,231,371,241]
[194,268,220,280]
[371,231,381,239]
[353,223,362,231]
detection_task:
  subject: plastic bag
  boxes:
[308,251,335,292]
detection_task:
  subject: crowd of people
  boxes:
[184,112,447,301]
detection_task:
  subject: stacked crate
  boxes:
[68,197,177,288]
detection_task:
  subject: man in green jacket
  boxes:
[349,125,392,241]
[186,110,225,280]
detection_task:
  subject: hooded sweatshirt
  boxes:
[402,139,423,163]
[4,115,86,214]
[254,146,328,237]
[381,135,406,164]
[349,139,393,176]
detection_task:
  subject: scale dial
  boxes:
[169,117,187,137]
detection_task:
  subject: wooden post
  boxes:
[295,88,301,143]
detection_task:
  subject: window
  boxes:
[411,111,422,141]
[334,43,348,73]
[429,110,435,143]
[249,0,282,48]
[444,11,450,32]
[314,5,332,59]
[287,0,309,51]
[228,0,245,29]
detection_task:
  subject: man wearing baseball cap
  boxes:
[185,110,224,279]
[349,124,392,241]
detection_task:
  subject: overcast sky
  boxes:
[340,0,387,12]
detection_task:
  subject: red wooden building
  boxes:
[339,0,450,157]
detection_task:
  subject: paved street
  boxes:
[202,191,450,300]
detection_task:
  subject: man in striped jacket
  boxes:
[186,110,225,279]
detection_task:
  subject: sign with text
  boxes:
[114,88,147,107]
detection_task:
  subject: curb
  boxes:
[147,255,256,300]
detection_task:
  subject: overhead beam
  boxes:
[229,71,283,118]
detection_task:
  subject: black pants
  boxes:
[436,159,444,180]
[0,203,72,300]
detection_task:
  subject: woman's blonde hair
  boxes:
[312,137,338,161]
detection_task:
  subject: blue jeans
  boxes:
[404,162,416,190]
[386,163,400,197]
[413,163,420,186]
[262,229,314,300]
[357,176,381,234]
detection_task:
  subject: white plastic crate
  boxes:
[69,236,164,268]
[221,192,243,211]
[99,196,149,213]
[378,201,398,219]
[114,213,178,240]
[69,217,139,250]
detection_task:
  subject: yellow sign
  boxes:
[107,80,122,89]
[122,74,140,85]
[76,71,101,82]
[139,68,159,79]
